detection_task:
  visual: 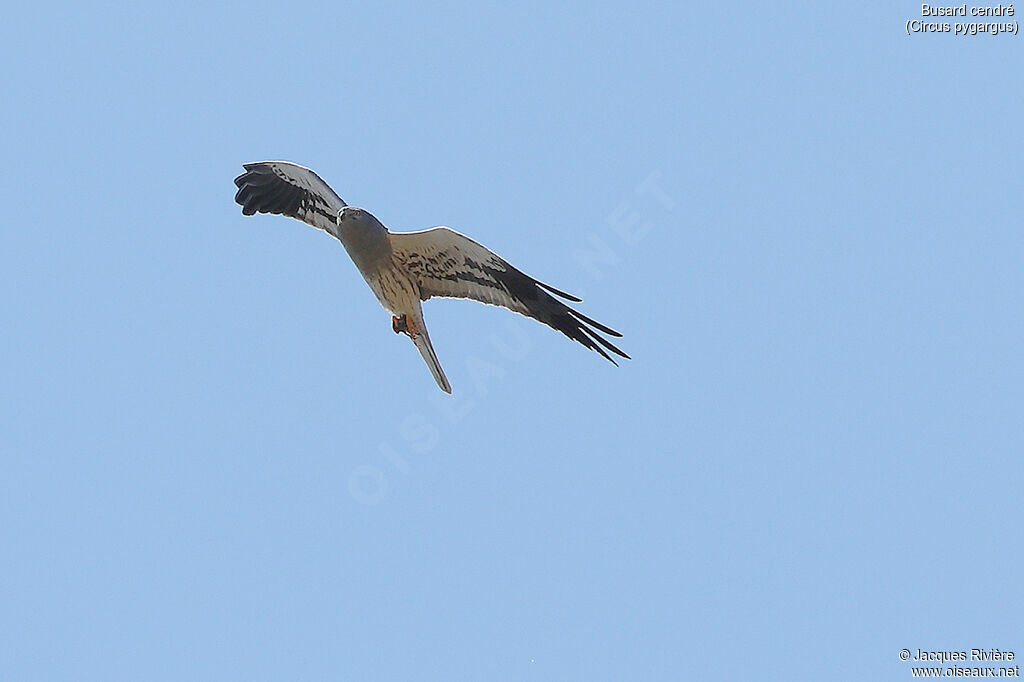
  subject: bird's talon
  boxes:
[392,314,418,338]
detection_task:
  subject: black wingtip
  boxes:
[536,280,583,303]
[491,264,628,365]
[583,323,630,362]
[540,304,629,366]
[569,308,624,338]
[233,163,303,218]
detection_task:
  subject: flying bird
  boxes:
[233,161,629,393]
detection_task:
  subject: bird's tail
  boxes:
[410,316,452,394]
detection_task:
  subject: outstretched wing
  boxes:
[389,227,629,364]
[234,161,347,237]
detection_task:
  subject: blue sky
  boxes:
[2,2,1022,680]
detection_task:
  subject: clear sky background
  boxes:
[2,2,1021,680]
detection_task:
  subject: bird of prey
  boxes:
[233,161,629,393]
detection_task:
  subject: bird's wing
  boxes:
[234,161,347,237]
[389,227,630,364]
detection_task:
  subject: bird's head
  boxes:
[337,206,387,233]
[336,206,390,258]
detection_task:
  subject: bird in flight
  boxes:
[233,161,629,393]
